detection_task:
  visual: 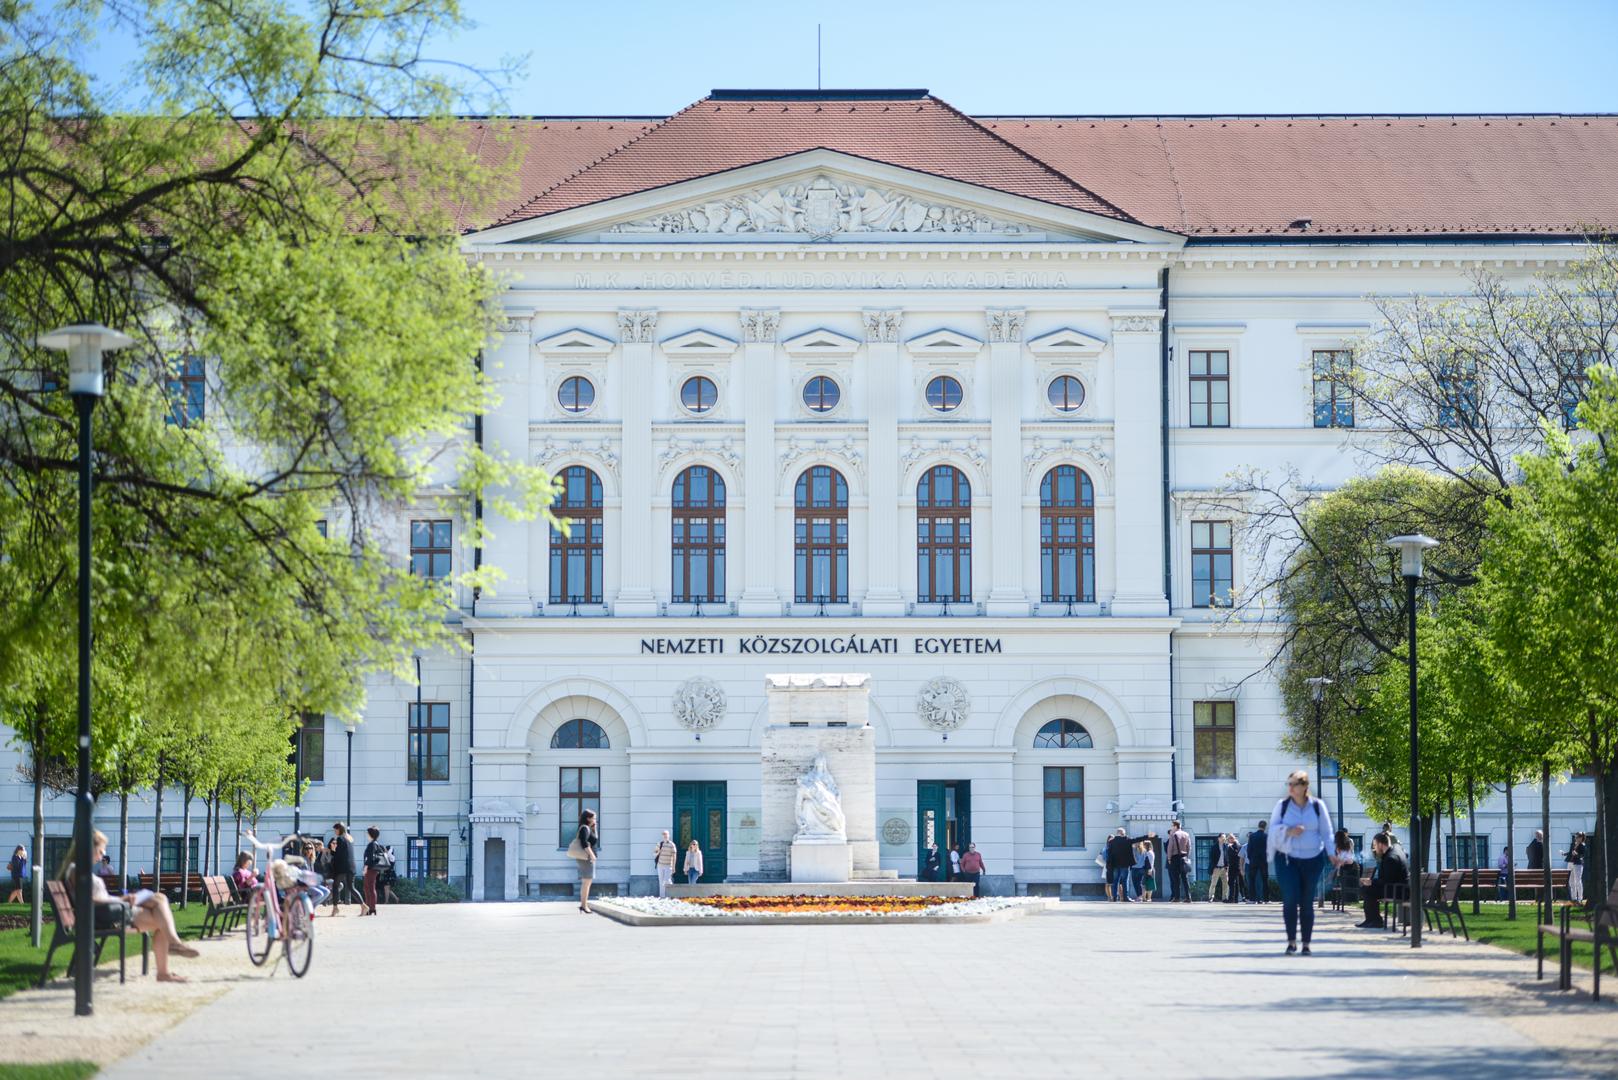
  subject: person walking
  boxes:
[1269,770,1335,955]
[570,809,600,913]
[1105,828,1156,902]
[1526,830,1544,871]
[1564,832,1587,905]
[360,826,387,916]
[1208,834,1230,903]
[7,844,27,904]
[1247,820,1271,903]
[328,823,357,913]
[1357,832,1408,929]
[1130,841,1148,900]
[653,830,678,898]
[683,840,703,886]
[1139,841,1157,903]
[959,842,985,897]
[1165,821,1192,903]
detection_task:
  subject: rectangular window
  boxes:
[159,836,201,875]
[1042,766,1085,849]
[1188,350,1230,428]
[1195,835,1221,881]
[406,836,449,880]
[293,712,325,783]
[558,767,601,848]
[1558,351,1593,430]
[1437,355,1480,428]
[1445,834,1491,870]
[165,355,205,426]
[315,519,328,539]
[1312,349,1354,428]
[1193,701,1237,779]
[407,702,450,782]
[410,520,452,580]
[1190,521,1233,608]
[44,836,73,877]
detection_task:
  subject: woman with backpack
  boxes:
[361,826,388,916]
[1268,769,1336,955]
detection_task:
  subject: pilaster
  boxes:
[615,309,659,615]
[985,308,1031,616]
[1108,309,1169,616]
[861,308,905,616]
[738,308,783,616]
[477,315,535,616]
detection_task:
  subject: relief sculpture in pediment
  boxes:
[609,175,1029,237]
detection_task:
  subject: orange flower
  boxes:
[685,895,971,914]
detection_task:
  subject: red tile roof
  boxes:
[461,94,1618,239]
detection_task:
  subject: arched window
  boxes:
[672,465,726,603]
[1040,465,1095,604]
[794,466,848,603]
[917,465,971,603]
[549,466,603,604]
[1034,718,1094,749]
[550,718,610,749]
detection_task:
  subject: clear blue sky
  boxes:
[70,0,1618,116]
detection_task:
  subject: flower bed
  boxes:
[686,894,974,914]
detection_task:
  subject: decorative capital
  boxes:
[617,309,659,344]
[740,308,781,344]
[496,314,532,335]
[985,308,1026,344]
[862,308,901,344]
[1109,310,1163,335]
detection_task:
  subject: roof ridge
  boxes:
[486,96,708,229]
[924,95,1141,225]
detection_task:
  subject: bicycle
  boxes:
[241,831,315,978]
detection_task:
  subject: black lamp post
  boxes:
[345,722,355,830]
[1306,676,1333,910]
[1387,533,1438,949]
[39,323,132,1018]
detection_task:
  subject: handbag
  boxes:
[567,837,588,860]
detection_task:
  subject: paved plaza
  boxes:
[36,901,1599,1079]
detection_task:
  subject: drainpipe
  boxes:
[1159,266,1178,808]
[467,350,483,899]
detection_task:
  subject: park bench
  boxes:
[1330,862,1362,911]
[1431,871,1470,941]
[1540,900,1618,1001]
[200,875,246,938]
[137,872,207,903]
[1379,881,1410,934]
[1467,868,1570,901]
[1402,873,1443,938]
[37,879,149,988]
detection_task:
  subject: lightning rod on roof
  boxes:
[817,24,822,90]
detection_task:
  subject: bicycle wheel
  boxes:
[283,894,314,978]
[245,889,272,967]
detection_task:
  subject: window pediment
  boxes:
[1027,328,1107,358]
[661,329,739,358]
[782,328,862,357]
[536,328,615,356]
[905,328,983,359]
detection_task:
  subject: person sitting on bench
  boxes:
[66,829,198,982]
[1357,832,1408,929]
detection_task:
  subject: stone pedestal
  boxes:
[790,840,852,883]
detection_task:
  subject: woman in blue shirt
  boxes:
[1268,770,1336,955]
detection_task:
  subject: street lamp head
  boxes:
[1306,675,1334,702]
[1385,534,1439,580]
[37,324,134,398]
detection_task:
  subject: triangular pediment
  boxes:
[906,328,982,358]
[535,328,615,355]
[661,329,738,357]
[1027,328,1107,357]
[782,328,861,356]
[466,150,1183,248]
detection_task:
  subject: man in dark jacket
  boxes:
[1358,833,1408,928]
[1526,831,1544,871]
[1224,836,1243,903]
[1246,820,1270,903]
[1104,827,1157,902]
[328,822,357,912]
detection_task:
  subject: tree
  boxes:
[1479,366,1618,906]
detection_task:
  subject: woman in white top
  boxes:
[1267,770,1336,955]
[684,840,704,886]
[67,828,198,982]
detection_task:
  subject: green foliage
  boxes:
[392,877,461,904]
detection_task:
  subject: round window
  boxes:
[558,375,595,414]
[680,375,718,414]
[803,375,841,413]
[925,375,963,414]
[1047,374,1085,413]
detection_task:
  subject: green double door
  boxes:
[916,781,970,880]
[672,781,727,883]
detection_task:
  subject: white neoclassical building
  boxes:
[4,90,1610,897]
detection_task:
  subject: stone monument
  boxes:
[759,674,880,882]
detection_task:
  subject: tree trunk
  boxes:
[212,786,222,876]
[1506,779,1517,921]
[30,751,44,948]
[180,782,193,908]
[1466,776,1480,916]
[118,791,130,891]
[1541,759,1553,933]
[152,757,164,901]
[1602,755,1617,905]
[1433,800,1444,874]
[1447,777,1458,877]
[1593,750,1609,907]
[234,788,242,858]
